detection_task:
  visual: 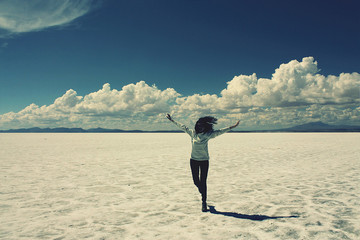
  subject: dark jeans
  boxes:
[190,159,209,202]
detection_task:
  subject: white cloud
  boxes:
[0,0,94,36]
[220,57,360,108]
[0,57,359,130]
[0,81,180,130]
[75,81,180,116]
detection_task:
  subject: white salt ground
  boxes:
[0,133,359,240]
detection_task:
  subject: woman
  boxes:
[166,113,240,212]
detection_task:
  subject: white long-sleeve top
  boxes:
[170,119,232,161]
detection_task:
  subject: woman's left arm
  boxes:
[166,113,193,136]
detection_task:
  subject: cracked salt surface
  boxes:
[1,133,359,239]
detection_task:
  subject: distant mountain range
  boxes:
[271,121,360,132]
[0,127,181,133]
[1,122,359,133]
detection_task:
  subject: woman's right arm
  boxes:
[230,120,240,129]
[210,120,240,138]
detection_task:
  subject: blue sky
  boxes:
[0,0,359,130]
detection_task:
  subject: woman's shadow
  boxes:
[208,206,298,221]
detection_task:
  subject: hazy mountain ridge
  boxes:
[0,127,181,133]
[1,122,360,133]
[272,121,360,132]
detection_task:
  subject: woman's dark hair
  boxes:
[195,116,218,134]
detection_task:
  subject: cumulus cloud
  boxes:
[0,0,95,37]
[73,81,180,117]
[0,57,359,130]
[173,57,359,125]
[220,57,360,108]
[0,81,180,130]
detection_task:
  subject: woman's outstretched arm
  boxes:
[166,113,173,121]
[230,120,240,129]
[210,120,240,138]
[166,113,193,136]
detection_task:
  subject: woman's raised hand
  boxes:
[166,113,172,121]
[231,120,240,129]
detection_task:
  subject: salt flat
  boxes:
[0,133,359,240]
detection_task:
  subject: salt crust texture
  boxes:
[0,133,359,239]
